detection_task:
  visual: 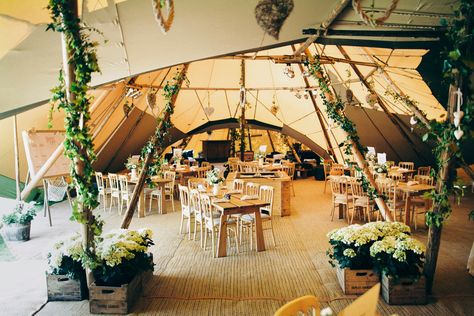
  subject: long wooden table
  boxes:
[397,182,435,224]
[212,194,269,258]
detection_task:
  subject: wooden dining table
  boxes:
[128,176,171,217]
[211,193,269,258]
[397,182,435,225]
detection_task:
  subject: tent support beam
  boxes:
[337,45,428,163]
[121,64,189,229]
[13,115,21,201]
[293,46,338,162]
[267,130,276,152]
[239,60,246,161]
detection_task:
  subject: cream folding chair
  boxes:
[107,173,121,213]
[95,172,110,212]
[239,185,275,250]
[329,176,352,222]
[178,184,193,239]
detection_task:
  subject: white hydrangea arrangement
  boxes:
[326,221,412,270]
[47,233,85,280]
[370,233,425,280]
[91,228,155,286]
[206,168,224,185]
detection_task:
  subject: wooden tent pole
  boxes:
[13,115,21,201]
[247,127,252,151]
[286,137,301,164]
[121,65,189,229]
[239,60,246,161]
[337,46,427,163]
[308,53,393,221]
[267,130,276,152]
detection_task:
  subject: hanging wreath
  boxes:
[152,0,175,34]
[352,0,399,27]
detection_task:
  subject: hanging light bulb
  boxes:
[295,91,302,99]
[284,64,295,78]
[410,116,417,125]
[303,90,309,99]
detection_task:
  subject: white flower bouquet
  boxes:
[91,228,155,286]
[374,163,388,174]
[47,233,85,280]
[327,222,411,270]
[125,156,138,170]
[206,168,224,185]
[370,233,425,280]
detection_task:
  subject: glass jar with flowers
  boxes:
[1,201,37,241]
[125,156,139,180]
[206,168,224,195]
[374,163,388,179]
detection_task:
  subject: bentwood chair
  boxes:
[240,185,275,250]
[274,295,319,316]
[108,173,121,213]
[178,184,193,239]
[95,172,110,212]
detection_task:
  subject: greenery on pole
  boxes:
[47,0,102,234]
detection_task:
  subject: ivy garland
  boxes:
[308,58,379,199]
[47,0,101,234]
[140,70,189,186]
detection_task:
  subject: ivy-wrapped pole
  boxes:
[48,0,101,286]
[309,57,393,221]
[121,65,189,229]
[239,60,246,161]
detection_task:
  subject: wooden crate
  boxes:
[336,267,380,295]
[89,272,143,314]
[381,273,427,305]
[46,273,87,301]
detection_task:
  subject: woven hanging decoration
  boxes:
[255,0,294,40]
[146,91,157,108]
[152,0,175,34]
[352,0,399,27]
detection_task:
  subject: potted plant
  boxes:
[206,168,224,195]
[88,228,155,314]
[46,233,88,301]
[327,221,411,295]
[370,233,427,304]
[1,201,37,241]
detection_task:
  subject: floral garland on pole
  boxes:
[308,58,379,200]
[47,0,102,236]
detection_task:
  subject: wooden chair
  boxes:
[232,179,245,193]
[385,160,395,168]
[107,173,121,213]
[281,163,296,196]
[163,171,176,212]
[398,161,415,170]
[378,181,405,221]
[274,295,319,316]
[201,194,239,257]
[351,179,378,223]
[388,172,403,182]
[178,184,193,239]
[240,185,276,250]
[118,175,133,215]
[330,164,344,176]
[417,166,431,176]
[196,167,210,178]
[189,189,204,247]
[201,161,210,168]
[227,158,239,173]
[188,177,209,190]
[265,157,275,164]
[323,159,333,193]
[245,182,260,196]
[95,172,110,212]
[329,177,352,222]
[410,175,435,230]
[148,185,162,214]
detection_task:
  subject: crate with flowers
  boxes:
[46,233,88,301]
[327,221,412,295]
[370,233,426,304]
[88,228,155,314]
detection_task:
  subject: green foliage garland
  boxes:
[47,0,100,232]
[140,70,189,185]
[308,58,379,199]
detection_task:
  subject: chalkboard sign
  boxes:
[22,130,70,178]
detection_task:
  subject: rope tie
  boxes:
[352,0,399,27]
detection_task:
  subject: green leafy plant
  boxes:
[2,201,37,225]
[47,233,85,280]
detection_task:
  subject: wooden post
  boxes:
[309,56,393,221]
[424,80,459,293]
[239,60,246,161]
[121,65,189,229]
[58,0,96,286]
[247,126,252,152]
[267,130,276,152]
[13,116,21,201]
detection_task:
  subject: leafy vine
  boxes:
[47,0,100,230]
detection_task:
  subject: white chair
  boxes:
[281,163,296,196]
[351,179,378,223]
[118,175,134,215]
[378,180,405,221]
[95,172,110,212]
[232,179,245,193]
[108,173,121,213]
[201,194,239,257]
[164,171,176,212]
[178,184,193,239]
[190,189,204,248]
[245,182,260,196]
[329,176,352,222]
[239,185,276,250]
[148,186,163,214]
[398,161,415,170]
